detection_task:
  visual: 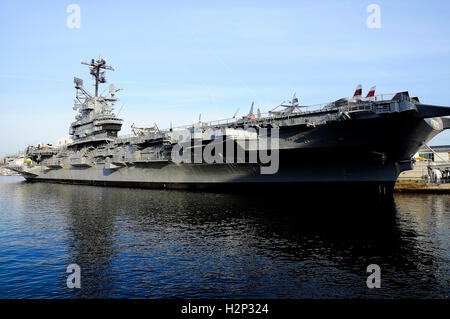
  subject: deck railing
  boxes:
[118,93,396,139]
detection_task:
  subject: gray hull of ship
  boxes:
[22,112,449,192]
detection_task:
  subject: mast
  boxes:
[81,58,115,97]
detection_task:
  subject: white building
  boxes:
[398,145,450,181]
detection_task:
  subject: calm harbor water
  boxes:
[0,176,448,298]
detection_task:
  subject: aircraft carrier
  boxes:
[6,58,450,194]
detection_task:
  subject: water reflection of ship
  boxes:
[11,181,448,297]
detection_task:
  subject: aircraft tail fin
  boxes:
[366,86,376,98]
[247,102,255,119]
[292,93,299,105]
[353,84,362,99]
[248,101,254,117]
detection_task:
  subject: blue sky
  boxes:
[1,0,450,156]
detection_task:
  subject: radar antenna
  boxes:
[81,58,115,97]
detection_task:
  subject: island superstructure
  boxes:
[7,58,450,194]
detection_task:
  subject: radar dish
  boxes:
[109,84,116,96]
[74,77,83,88]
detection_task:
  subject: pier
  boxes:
[395,145,450,193]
